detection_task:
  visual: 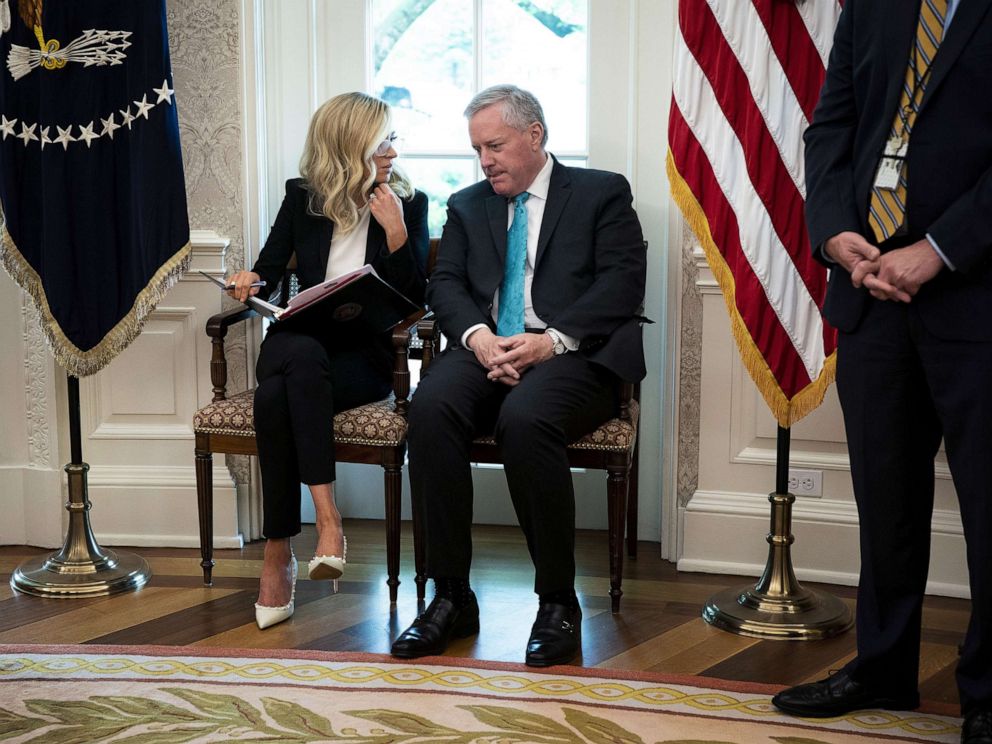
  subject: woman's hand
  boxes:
[226,270,263,303]
[369,183,407,252]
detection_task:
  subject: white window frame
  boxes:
[260,0,635,216]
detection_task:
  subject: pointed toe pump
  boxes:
[308,536,347,581]
[255,556,298,630]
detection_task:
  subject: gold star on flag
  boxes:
[153,79,174,105]
[100,114,120,140]
[132,94,153,120]
[0,115,17,140]
[77,121,99,148]
[54,125,75,151]
[16,121,38,146]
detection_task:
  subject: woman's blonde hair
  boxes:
[299,92,414,234]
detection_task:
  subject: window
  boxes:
[371,0,589,234]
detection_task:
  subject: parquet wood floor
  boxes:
[0,520,966,707]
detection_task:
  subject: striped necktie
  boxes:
[497,192,530,336]
[868,0,949,243]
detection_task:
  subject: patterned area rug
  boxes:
[0,644,961,743]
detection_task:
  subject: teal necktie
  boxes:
[497,192,530,336]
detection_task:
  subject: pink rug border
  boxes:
[0,642,960,718]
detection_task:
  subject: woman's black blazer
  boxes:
[252,178,429,307]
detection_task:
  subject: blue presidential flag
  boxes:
[0,0,190,376]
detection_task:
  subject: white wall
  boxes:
[0,273,63,549]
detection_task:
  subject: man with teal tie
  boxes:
[773,2,992,740]
[391,85,646,667]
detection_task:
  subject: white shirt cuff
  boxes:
[548,327,579,351]
[462,323,489,349]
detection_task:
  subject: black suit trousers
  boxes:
[836,298,992,713]
[254,325,391,539]
[407,348,616,595]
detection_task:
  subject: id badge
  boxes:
[874,135,907,191]
[874,157,903,190]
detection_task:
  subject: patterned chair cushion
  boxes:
[472,400,639,453]
[193,391,407,446]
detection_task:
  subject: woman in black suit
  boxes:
[226,92,428,629]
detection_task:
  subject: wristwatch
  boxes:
[545,328,567,355]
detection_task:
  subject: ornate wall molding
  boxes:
[167,0,250,489]
[676,223,702,507]
[22,296,51,468]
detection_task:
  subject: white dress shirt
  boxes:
[324,206,371,281]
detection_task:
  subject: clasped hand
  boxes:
[825,231,943,302]
[468,328,554,386]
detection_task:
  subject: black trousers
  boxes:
[837,298,992,714]
[254,325,391,539]
[408,347,616,595]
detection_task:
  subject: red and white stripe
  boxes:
[668,0,843,426]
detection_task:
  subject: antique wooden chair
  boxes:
[192,256,423,602]
[412,241,642,613]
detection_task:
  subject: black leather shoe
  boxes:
[772,670,919,718]
[962,710,992,744]
[390,593,480,658]
[525,602,581,667]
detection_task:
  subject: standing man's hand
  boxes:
[824,231,881,288]
[871,238,944,301]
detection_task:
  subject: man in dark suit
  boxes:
[390,85,646,667]
[772,2,992,740]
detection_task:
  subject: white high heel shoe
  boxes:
[308,536,347,580]
[255,556,298,630]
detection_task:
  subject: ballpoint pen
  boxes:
[224,280,267,290]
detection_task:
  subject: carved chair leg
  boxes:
[607,465,629,613]
[384,461,402,603]
[194,448,215,586]
[627,441,639,559]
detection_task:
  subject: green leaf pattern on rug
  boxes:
[343,709,460,737]
[261,697,339,739]
[0,688,835,744]
[561,707,643,743]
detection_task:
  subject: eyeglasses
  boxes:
[374,132,399,157]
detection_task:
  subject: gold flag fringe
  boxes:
[0,203,191,378]
[666,149,835,428]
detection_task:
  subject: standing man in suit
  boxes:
[772,2,992,740]
[390,85,646,667]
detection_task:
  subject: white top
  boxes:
[462,155,578,350]
[324,206,372,281]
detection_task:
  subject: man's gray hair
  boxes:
[464,84,548,147]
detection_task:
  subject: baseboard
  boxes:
[96,534,244,549]
[678,490,969,599]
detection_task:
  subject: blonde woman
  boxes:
[226,92,428,629]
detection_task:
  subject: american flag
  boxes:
[667,0,843,427]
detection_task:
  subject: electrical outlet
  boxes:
[787,468,823,497]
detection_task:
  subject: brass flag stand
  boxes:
[10,375,151,597]
[702,426,852,640]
